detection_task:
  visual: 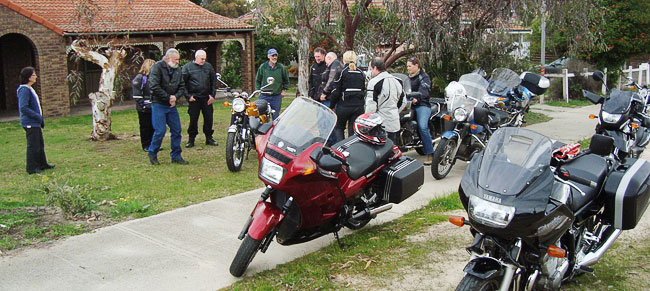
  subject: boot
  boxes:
[424,154,433,166]
[185,138,195,148]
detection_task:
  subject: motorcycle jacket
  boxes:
[329,64,365,109]
[149,60,186,106]
[320,59,342,101]
[408,70,432,107]
[366,71,406,133]
[308,61,327,100]
[132,73,152,112]
[181,62,216,99]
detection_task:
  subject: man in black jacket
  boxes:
[308,47,327,100]
[148,48,188,165]
[182,50,218,148]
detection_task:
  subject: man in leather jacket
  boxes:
[148,48,188,165]
[308,47,327,101]
[182,50,218,148]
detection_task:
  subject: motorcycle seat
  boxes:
[488,108,510,126]
[334,136,395,180]
[561,154,608,211]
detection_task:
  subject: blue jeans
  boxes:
[320,100,337,145]
[414,105,434,155]
[149,103,182,160]
[260,94,282,120]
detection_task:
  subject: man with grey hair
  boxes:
[182,49,217,148]
[148,48,188,165]
[319,51,341,107]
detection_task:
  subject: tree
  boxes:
[202,0,250,18]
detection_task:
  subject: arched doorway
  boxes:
[0,33,37,113]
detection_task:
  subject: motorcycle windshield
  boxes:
[478,127,552,195]
[603,89,633,114]
[487,68,521,96]
[268,97,336,155]
[458,73,489,102]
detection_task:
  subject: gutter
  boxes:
[62,28,255,37]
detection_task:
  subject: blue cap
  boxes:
[267,48,278,55]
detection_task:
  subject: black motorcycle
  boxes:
[485,68,549,127]
[224,76,275,172]
[451,126,650,290]
[583,71,650,160]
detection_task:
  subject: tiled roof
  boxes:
[0,0,253,35]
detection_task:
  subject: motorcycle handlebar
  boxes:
[558,168,597,188]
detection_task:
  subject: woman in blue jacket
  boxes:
[17,67,54,174]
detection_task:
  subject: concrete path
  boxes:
[0,104,600,291]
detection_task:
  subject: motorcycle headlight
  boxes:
[232,98,246,113]
[453,108,468,122]
[601,111,622,124]
[469,195,515,228]
[260,157,284,184]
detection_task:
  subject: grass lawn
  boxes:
[524,110,552,126]
[0,97,296,252]
[543,98,593,108]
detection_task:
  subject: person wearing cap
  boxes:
[255,48,289,120]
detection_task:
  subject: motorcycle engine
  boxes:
[536,246,569,290]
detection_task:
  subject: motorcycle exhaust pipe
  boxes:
[578,228,621,267]
[370,203,393,216]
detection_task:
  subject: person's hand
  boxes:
[412,98,418,104]
[169,95,177,107]
[281,90,286,97]
[207,95,215,105]
[189,96,196,102]
[320,93,326,101]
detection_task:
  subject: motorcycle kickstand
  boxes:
[333,230,345,249]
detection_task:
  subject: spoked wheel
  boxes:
[226,130,245,172]
[456,274,500,291]
[431,138,456,180]
[229,234,262,277]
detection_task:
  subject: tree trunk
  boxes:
[297,25,309,97]
[70,40,126,141]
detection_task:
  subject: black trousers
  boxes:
[334,106,364,141]
[24,127,48,173]
[387,131,399,146]
[187,97,214,140]
[137,110,154,150]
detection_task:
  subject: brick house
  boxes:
[0,0,255,117]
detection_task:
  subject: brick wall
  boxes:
[0,5,70,117]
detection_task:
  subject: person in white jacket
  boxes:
[365,57,406,144]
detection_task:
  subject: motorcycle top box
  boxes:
[602,157,650,230]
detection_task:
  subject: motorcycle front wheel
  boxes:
[229,234,262,277]
[226,130,245,172]
[455,274,500,291]
[431,139,456,180]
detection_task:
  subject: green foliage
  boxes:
[201,0,250,18]
[42,179,94,218]
[221,41,243,88]
[111,196,152,217]
[253,21,298,70]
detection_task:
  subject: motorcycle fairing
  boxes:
[602,89,633,115]
[488,68,521,97]
[248,201,285,240]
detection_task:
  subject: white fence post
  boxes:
[641,63,649,86]
[603,68,608,95]
[563,68,569,102]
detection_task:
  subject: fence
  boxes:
[542,62,649,103]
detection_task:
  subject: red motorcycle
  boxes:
[229,97,424,277]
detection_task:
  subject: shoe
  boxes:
[143,147,148,152]
[424,154,433,166]
[205,138,218,146]
[42,163,55,170]
[185,140,195,148]
[149,155,160,165]
[171,158,189,165]
[28,169,44,175]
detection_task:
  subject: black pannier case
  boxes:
[520,72,548,95]
[603,158,650,230]
[372,156,424,203]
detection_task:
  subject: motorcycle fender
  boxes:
[228,124,238,133]
[462,256,504,280]
[248,201,285,240]
[441,131,459,140]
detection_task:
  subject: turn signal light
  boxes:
[449,216,465,227]
[443,114,451,121]
[470,124,478,130]
[547,245,566,258]
[631,122,639,129]
[224,101,230,107]
[588,114,596,119]
[497,97,507,102]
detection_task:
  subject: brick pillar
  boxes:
[242,32,255,92]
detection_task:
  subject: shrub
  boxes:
[42,180,93,218]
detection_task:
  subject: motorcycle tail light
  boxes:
[449,216,465,227]
[589,114,596,119]
[547,245,566,258]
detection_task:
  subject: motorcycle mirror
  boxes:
[592,71,604,83]
[266,77,275,85]
[216,72,222,79]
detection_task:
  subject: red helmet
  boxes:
[354,113,387,145]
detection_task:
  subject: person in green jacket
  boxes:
[255,48,289,119]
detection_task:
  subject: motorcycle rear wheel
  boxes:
[431,139,456,180]
[229,234,262,277]
[415,147,426,156]
[226,130,245,172]
[455,274,500,291]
